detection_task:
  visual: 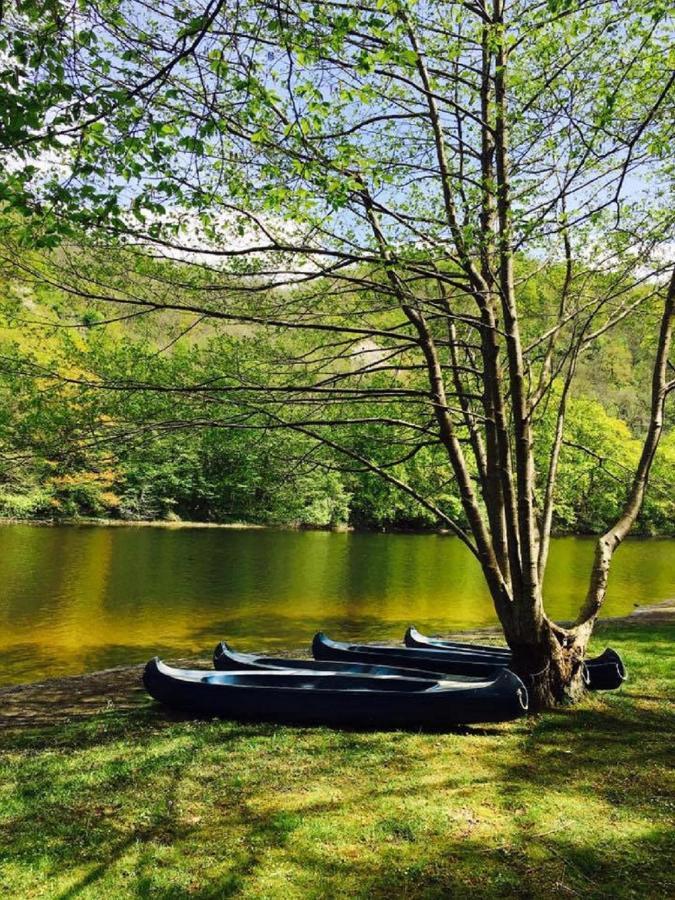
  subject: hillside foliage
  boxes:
[1,245,672,533]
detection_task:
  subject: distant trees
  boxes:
[2,261,672,531]
[1,0,673,706]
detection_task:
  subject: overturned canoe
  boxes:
[405,627,627,691]
[144,657,529,727]
[312,632,508,679]
[213,640,460,681]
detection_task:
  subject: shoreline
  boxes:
[0,600,672,712]
[0,516,672,538]
[0,517,270,530]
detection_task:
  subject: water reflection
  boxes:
[0,525,672,685]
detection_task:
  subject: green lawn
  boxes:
[0,623,673,899]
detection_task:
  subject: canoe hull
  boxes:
[144,658,528,727]
[405,627,626,690]
[312,632,505,679]
[581,648,627,690]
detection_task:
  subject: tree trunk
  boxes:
[505,620,588,710]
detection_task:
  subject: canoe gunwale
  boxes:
[213,640,503,685]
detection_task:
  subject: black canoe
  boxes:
[143,658,529,727]
[213,640,470,681]
[406,626,510,658]
[405,626,627,691]
[313,632,509,679]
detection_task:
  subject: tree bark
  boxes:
[507,622,589,709]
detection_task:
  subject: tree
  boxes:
[1,0,673,707]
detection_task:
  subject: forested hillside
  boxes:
[1,243,672,533]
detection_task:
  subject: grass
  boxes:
[0,623,673,899]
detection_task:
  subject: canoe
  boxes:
[213,640,464,681]
[578,648,627,690]
[405,627,627,691]
[406,626,510,658]
[312,632,508,679]
[143,657,529,727]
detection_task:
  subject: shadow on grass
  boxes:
[79,819,671,899]
[3,686,672,896]
[1,623,672,899]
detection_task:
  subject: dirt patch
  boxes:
[610,598,675,623]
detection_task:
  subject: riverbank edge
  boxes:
[1,516,673,538]
[1,600,672,704]
[0,516,271,530]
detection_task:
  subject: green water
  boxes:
[0,524,673,686]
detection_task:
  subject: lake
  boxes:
[0,524,673,686]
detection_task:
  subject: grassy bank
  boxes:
[0,622,673,899]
